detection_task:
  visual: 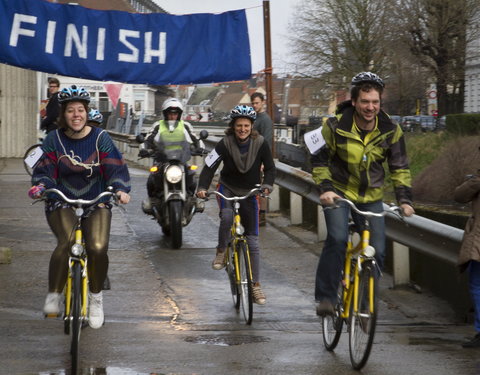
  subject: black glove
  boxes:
[138,149,151,158]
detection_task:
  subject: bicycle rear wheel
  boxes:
[70,262,83,373]
[322,280,344,351]
[348,260,377,370]
[23,143,42,176]
[237,241,253,325]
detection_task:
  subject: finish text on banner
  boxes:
[0,0,252,84]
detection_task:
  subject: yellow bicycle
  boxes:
[38,188,116,374]
[207,187,264,325]
[321,197,402,370]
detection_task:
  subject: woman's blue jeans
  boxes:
[315,200,386,302]
[468,260,480,332]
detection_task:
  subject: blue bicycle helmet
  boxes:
[351,72,385,88]
[58,85,91,103]
[88,109,103,124]
[230,105,256,121]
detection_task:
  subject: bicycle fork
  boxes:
[65,228,88,318]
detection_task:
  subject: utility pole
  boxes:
[263,0,275,157]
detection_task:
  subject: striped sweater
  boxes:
[32,127,131,201]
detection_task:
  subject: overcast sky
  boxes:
[155,0,300,75]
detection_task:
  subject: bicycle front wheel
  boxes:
[348,260,377,370]
[70,262,83,373]
[237,241,253,325]
[322,280,344,351]
[23,144,42,176]
[225,244,240,307]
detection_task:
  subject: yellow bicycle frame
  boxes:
[341,228,374,318]
[230,213,253,285]
[64,228,88,317]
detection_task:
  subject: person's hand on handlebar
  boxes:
[116,191,130,204]
[320,191,341,206]
[196,189,207,199]
[400,203,415,217]
[28,184,46,199]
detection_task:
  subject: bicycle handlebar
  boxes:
[332,197,402,218]
[42,187,116,206]
[206,187,264,201]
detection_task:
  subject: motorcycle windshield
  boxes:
[160,141,192,163]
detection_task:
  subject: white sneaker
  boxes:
[43,292,61,315]
[88,291,104,329]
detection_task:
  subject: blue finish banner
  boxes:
[0,0,252,84]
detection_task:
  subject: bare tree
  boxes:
[289,0,393,87]
[398,0,480,115]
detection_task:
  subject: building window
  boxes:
[99,92,109,112]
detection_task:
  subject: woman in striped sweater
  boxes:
[28,85,131,329]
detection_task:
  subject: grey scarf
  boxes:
[223,134,264,173]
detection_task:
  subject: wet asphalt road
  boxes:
[1,158,480,375]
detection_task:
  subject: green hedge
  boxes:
[446,114,480,135]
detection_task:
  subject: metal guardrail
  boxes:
[115,132,463,267]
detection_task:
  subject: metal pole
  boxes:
[263,0,275,157]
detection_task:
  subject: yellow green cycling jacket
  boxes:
[311,103,412,205]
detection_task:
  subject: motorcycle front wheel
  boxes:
[169,200,183,249]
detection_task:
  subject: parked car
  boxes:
[390,115,402,126]
[417,115,436,132]
[401,116,419,132]
[437,115,446,130]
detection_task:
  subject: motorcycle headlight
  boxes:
[165,165,183,184]
[71,243,83,256]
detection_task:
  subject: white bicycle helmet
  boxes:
[230,105,257,121]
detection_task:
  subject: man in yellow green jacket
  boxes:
[312,72,415,316]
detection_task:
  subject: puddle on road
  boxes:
[38,368,185,375]
[184,334,270,346]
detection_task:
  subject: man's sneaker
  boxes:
[462,333,480,348]
[88,291,104,329]
[316,300,334,316]
[141,198,153,214]
[195,200,205,213]
[212,250,226,270]
[43,292,61,316]
[252,282,266,305]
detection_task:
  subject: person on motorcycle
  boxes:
[140,97,205,213]
[196,105,276,305]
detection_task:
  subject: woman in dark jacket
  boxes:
[454,174,480,348]
[196,105,275,305]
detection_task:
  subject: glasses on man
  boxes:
[49,85,59,88]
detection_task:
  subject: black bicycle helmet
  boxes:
[351,72,385,88]
[58,85,91,103]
